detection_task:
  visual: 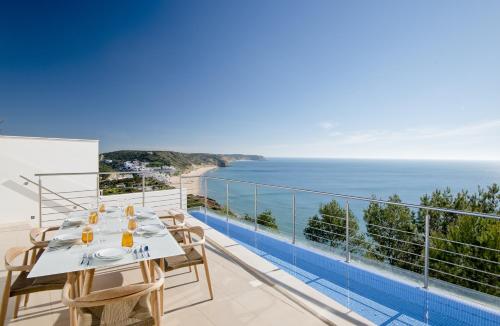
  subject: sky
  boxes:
[1,0,500,160]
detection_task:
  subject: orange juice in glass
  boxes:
[127,217,138,232]
[81,225,94,245]
[99,203,106,213]
[88,211,99,224]
[126,205,135,217]
[121,230,134,248]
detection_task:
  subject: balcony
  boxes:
[0,137,498,326]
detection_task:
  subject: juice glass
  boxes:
[82,225,94,246]
[126,205,135,217]
[88,211,99,224]
[127,217,138,232]
[99,203,106,213]
[121,230,134,248]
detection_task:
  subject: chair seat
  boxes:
[78,294,154,326]
[10,271,66,296]
[164,248,203,271]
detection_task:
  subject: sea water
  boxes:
[203,158,500,237]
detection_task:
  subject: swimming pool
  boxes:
[190,211,500,326]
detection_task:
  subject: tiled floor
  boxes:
[0,223,326,326]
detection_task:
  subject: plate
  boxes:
[94,247,128,260]
[136,212,155,220]
[68,211,87,218]
[53,233,80,243]
[136,224,163,235]
[104,211,121,219]
[137,207,154,214]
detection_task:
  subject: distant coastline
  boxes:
[171,164,218,194]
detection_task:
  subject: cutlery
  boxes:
[144,245,150,257]
[86,254,92,266]
[133,248,138,259]
[80,253,87,265]
[139,245,144,258]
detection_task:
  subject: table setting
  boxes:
[29,203,184,278]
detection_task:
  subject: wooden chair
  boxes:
[0,246,66,325]
[24,226,60,307]
[62,262,164,326]
[159,213,187,244]
[162,226,213,300]
[29,226,59,249]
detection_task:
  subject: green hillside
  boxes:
[100,150,264,174]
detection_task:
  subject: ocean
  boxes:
[202,158,500,236]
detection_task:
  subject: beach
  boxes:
[171,164,218,195]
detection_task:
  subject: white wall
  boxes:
[0,136,99,225]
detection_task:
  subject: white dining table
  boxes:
[29,207,185,278]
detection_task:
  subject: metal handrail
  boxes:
[184,175,500,220]
[187,174,499,296]
[34,171,499,297]
[20,175,86,210]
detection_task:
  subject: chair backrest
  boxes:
[62,262,164,325]
[187,226,205,242]
[160,213,185,227]
[62,262,164,308]
[4,246,35,272]
[29,226,58,248]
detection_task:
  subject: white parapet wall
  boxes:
[40,188,188,226]
[0,135,99,226]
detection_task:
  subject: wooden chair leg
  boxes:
[193,264,199,281]
[69,307,78,326]
[24,250,37,308]
[0,271,12,326]
[160,284,164,316]
[13,295,22,318]
[202,260,214,300]
[153,290,161,325]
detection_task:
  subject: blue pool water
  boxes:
[191,211,500,326]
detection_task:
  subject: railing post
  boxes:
[254,185,258,231]
[142,173,146,207]
[226,183,229,234]
[204,177,208,223]
[424,212,430,289]
[345,201,350,263]
[38,176,42,228]
[179,176,183,210]
[96,174,99,209]
[292,192,296,244]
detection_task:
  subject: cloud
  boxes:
[326,119,500,145]
[318,121,336,130]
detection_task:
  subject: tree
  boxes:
[418,184,500,296]
[304,199,364,253]
[429,215,500,296]
[363,195,423,272]
[244,209,279,230]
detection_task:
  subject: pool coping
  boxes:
[184,213,375,326]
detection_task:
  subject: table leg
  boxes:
[139,261,151,283]
[82,269,95,296]
[159,258,165,315]
[67,272,78,325]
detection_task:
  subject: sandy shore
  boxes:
[171,165,218,195]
